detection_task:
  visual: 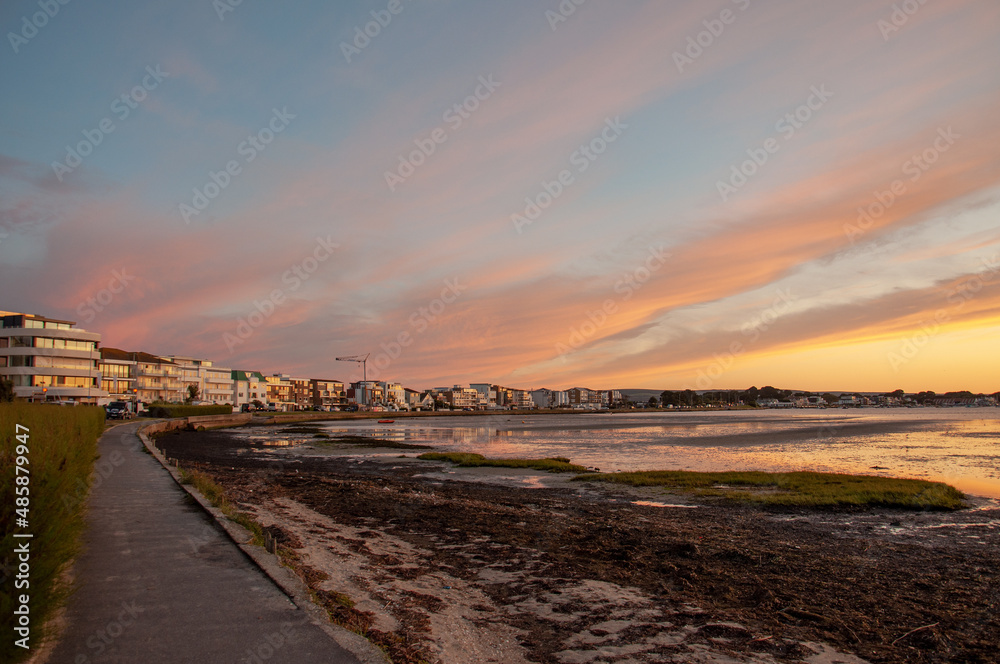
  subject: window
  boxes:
[25,319,44,329]
[0,357,6,367]
[100,363,133,378]
[9,355,32,367]
[33,338,95,351]
[33,375,92,388]
[35,356,93,370]
[11,337,33,348]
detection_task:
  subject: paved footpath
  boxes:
[47,422,367,664]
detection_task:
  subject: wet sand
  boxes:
[155,427,1000,664]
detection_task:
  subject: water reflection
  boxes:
[224,409,1000,498]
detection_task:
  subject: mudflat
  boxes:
[156,428,1000,664]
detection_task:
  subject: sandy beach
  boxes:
[156,427,1000,664]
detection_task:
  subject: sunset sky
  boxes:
[1,0,998,393]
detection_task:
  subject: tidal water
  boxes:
[301,408,1000,499]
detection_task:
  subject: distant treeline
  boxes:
[643,387,999,407]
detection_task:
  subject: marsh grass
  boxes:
[0,403,105,662]
[418,451,587,473]
[572,470,967,509]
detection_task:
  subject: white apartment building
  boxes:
[1,311,106,404]
[449,386,480,409]
[379,381,406,408]
[164,355,234,405]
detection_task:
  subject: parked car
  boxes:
[105,401,133,420]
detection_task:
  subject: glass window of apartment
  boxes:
[25,319,44,329]
[0,357,6,367]
[35,356,94,370]
[9,355,32,367]
[11,336,33,347]
[0,338,7,348]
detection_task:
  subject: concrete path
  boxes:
[47,422,369,664]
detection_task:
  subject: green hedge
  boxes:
[145,404,233,418]
[1,403,105,662]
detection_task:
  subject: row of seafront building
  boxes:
[0,310,621,411]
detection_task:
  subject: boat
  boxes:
[378,419,395,424]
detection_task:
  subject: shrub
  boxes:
[145,404,233,418]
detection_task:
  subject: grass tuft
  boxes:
[418,451,587,473]
[572,470,967,509]
[181,468,265,544]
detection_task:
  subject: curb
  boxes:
[136,422,390,664]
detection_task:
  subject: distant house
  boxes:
[796,396,828,408]
[232,370,270,409]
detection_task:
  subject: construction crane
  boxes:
[335,353,370,382]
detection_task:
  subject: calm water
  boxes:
[298,409,1000,498]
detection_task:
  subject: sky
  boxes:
[1,0,999,393]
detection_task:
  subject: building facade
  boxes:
[233,370,270,409]
[0,311,106,403]
[164,355,234,405]
[311,379,346,410]
[99,347,137,404]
